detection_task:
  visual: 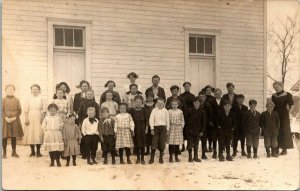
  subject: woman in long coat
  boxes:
[271,82,294,155]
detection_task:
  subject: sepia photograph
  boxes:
[1,0,300,190]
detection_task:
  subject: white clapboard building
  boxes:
[3,0,267,110]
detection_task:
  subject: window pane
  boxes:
[205,38,213,54]
[189,37,196,53]
[64,29,73,47]
[74,29,83,47]
[197,37,204,53]
[55,28,64,46]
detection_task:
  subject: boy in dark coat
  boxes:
[231,94,248,157]
[221,82,238,108]
[145,75,166,102]
[77,89,100,159]
[260,101,280,158]
[166,85,187,112]
[218,100,236,161]
[244,99,261,159]
[199,90,213,159]
[185,97,206,162]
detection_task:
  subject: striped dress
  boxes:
[167,109,185,145]
[115,113,135,149]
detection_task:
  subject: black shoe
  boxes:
[87,160,93,165]
[136,159,141,164]
[57,160,61,167]
[232,151,237,157]
[141,159,145,165]
[12,151,19,158]
[280,149,287,155]
[159,152,164,164]
[36,152,43,158]
[175,155,180,162]
[103,159,108,165]
[226,155,233,161]
[50,161,55,167]
[201,154,208,160]
[120,158,125,164]
[66,161,70,167]
[219,153,225,161]
[169,155,173,163]
[241,150,247,156]
[193,157,201,162]
[271,148,279,157]
[253,154,259,159]
[73,161,77,166]
[212,152,217,159]
[92,159,98,164]
[149,151,155,164]
[267,152,271,158]
[247,153,252,159]
[30,152,35,157]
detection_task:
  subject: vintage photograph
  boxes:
[1,0,299,190]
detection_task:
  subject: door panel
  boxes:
[54,52,85,96]
[189,57,214,95]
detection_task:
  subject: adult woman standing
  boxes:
[73,80,91,122]
[23,84,46,157]
[272,82,294,155]
[124,72,143,94]
[99,80,121,106]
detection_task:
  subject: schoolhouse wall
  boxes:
[3,0,265,110]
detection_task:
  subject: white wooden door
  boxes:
[53,51,85,95]
[189,57,214,95]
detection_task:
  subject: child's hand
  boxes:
[199,132,203,137]
[131,130,135,137]
[151,129,155,136]
[25,119,30,126]
[5,117,11,123]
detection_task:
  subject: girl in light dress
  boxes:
[42,104,64,167]
[50,88,70,122]
[54,82,74,115]
[23,84,46,157]
[124,84,145,109]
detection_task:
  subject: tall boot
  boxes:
[72,155,77,166]
[136,148,141,164]
[247,146,252,159]
[119,148,125,164]
[11,138,19,158]
[169,153,173,163]
[253,148,259,159]
[226,148,233,161]
[201,142,208,160]
[266,148,271,158]
[66,156,70,166]
[219,151,225,161]
[193,148,201,162]
[169,145,174,163]
[271,148,279,157]
[111,151,116,165]
[159,150,164,164]
[175,146,180,162]
[30,145,35,157]
[49,152,54,167]
[140,148,145,165]
[188,149,193,162]
[212,141,217,159]
[241,139,247,156]
[36,144,43,157]
[56,151,61,167]
[126,148,132,164]
[149,149,155,164]
[2,138,7,159]
[103,151,108,164]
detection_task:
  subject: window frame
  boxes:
[53,25,85,51]
[188,34,215,57]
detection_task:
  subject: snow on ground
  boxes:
[2,139,300,190]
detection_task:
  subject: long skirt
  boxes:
[167,124,183,145]
[116,128,134,149]
[43,130,64,152]
[22,109,44,145]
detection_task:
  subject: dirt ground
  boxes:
[2,138,300,190]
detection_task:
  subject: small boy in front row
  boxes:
[98,107,116,164]
[81,107,99,165]
[218,100,236,161]
[185,97,206,162]
[260,101,280,158]
[149,98,170,164]
[244,100,261,159]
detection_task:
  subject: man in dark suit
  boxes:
[221,82,238,108]
[145,75,166,102]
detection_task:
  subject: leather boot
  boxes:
[193,149,201,162]
[253,148,259,159]
[30,145,35,157]
[266,148,271,158]
[149,149,155,164]
[159,151,164,164]
[247,146,252,159]
[188,149,193,162]
[271,148,279,157]
[49,152,55,167]
[66,156,70,166]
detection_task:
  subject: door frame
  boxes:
[184,27,221,88]
[47,17,92,98]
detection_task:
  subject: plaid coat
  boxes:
[167,109,185,145]
[115,113,135,149]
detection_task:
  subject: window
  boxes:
[189,35,214,55]
[54,26,84,48]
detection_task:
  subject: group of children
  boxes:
[2,77,282,167]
